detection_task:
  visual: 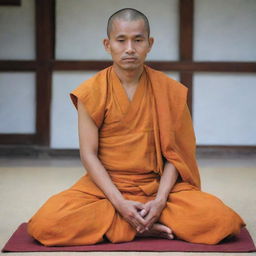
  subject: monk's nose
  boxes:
[125,41,135,54]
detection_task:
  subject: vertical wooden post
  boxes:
[179,0,194,114]
[35,0,55,145]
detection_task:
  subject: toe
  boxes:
[154,223,172,234]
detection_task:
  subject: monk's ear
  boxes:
[103,38,111,54]
[147,37,154,53]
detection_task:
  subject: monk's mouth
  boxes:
[122,58,137,62]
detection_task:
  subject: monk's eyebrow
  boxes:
[116,34,125,38]
[134,34,145,38]
[115,34,146,39]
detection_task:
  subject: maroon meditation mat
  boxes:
[2,223,256,253]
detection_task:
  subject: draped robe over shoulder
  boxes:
[27,65,245,246]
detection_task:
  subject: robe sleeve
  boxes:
[168,103,201,189]
[145,65,200,189]
[69,75,107,128]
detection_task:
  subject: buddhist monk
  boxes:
[27,8,245,246]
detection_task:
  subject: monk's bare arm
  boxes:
[155,161,178,204]
[141,161,178,229]
[77,99,146,230]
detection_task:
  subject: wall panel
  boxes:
[0,0,35,60]
[193,73,256,145]
[0,72,36,133]
[194,0,256,61]
[51,71,97,148]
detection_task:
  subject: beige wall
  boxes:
[0,0,256,148]
[55,0,179,61]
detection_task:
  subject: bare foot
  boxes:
[137,223,174,240]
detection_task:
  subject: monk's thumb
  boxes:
[139,209,147,217]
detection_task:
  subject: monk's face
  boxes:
[104,19,154,71]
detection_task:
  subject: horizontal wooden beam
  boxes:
[0,61,37,71]
[197,145,256,156]
[189,62,256,73]
[0,0,21,5]
[53,61,113,71]
[1,60,255,73]
[198,145,256,149]
[0,145,255,157]
[0,146,80,157]
[0,134,36,145]
[53,60,256,72]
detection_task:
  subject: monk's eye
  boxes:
[135,39,143,42]
[117,39,125,42]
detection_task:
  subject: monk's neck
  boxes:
[113,65,144,87]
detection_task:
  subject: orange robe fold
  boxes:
[27,65,245,246]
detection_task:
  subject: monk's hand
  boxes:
[139,199,166,230]
[116,199,146,233]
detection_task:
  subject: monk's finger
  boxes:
[147,219,156,230]
[139,202,152,218]
[125,214,138,229]
[130,216,145,233]
[128,210,146,230]
[126,209,146,229]
[136,210,147,223]
[134,202,145,211]
[144,213,158,229]
[131,219,141,231]
[134,212,147,230]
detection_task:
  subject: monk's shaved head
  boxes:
[107,8,150,38]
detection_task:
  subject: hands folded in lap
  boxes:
[117,199,166,233]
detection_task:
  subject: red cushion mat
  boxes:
[2,223,256,252]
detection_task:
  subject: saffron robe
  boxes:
[27,65,245,246]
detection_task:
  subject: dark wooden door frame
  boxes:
[0,0,256,151]
[0,0,20,5]
[34,0,55,145]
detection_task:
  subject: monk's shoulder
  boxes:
[72,67,109,99]
[146,66,188,111]
[70,67,110,110]
[147,66,187,92]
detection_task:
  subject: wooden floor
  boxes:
[0,156,255,256]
